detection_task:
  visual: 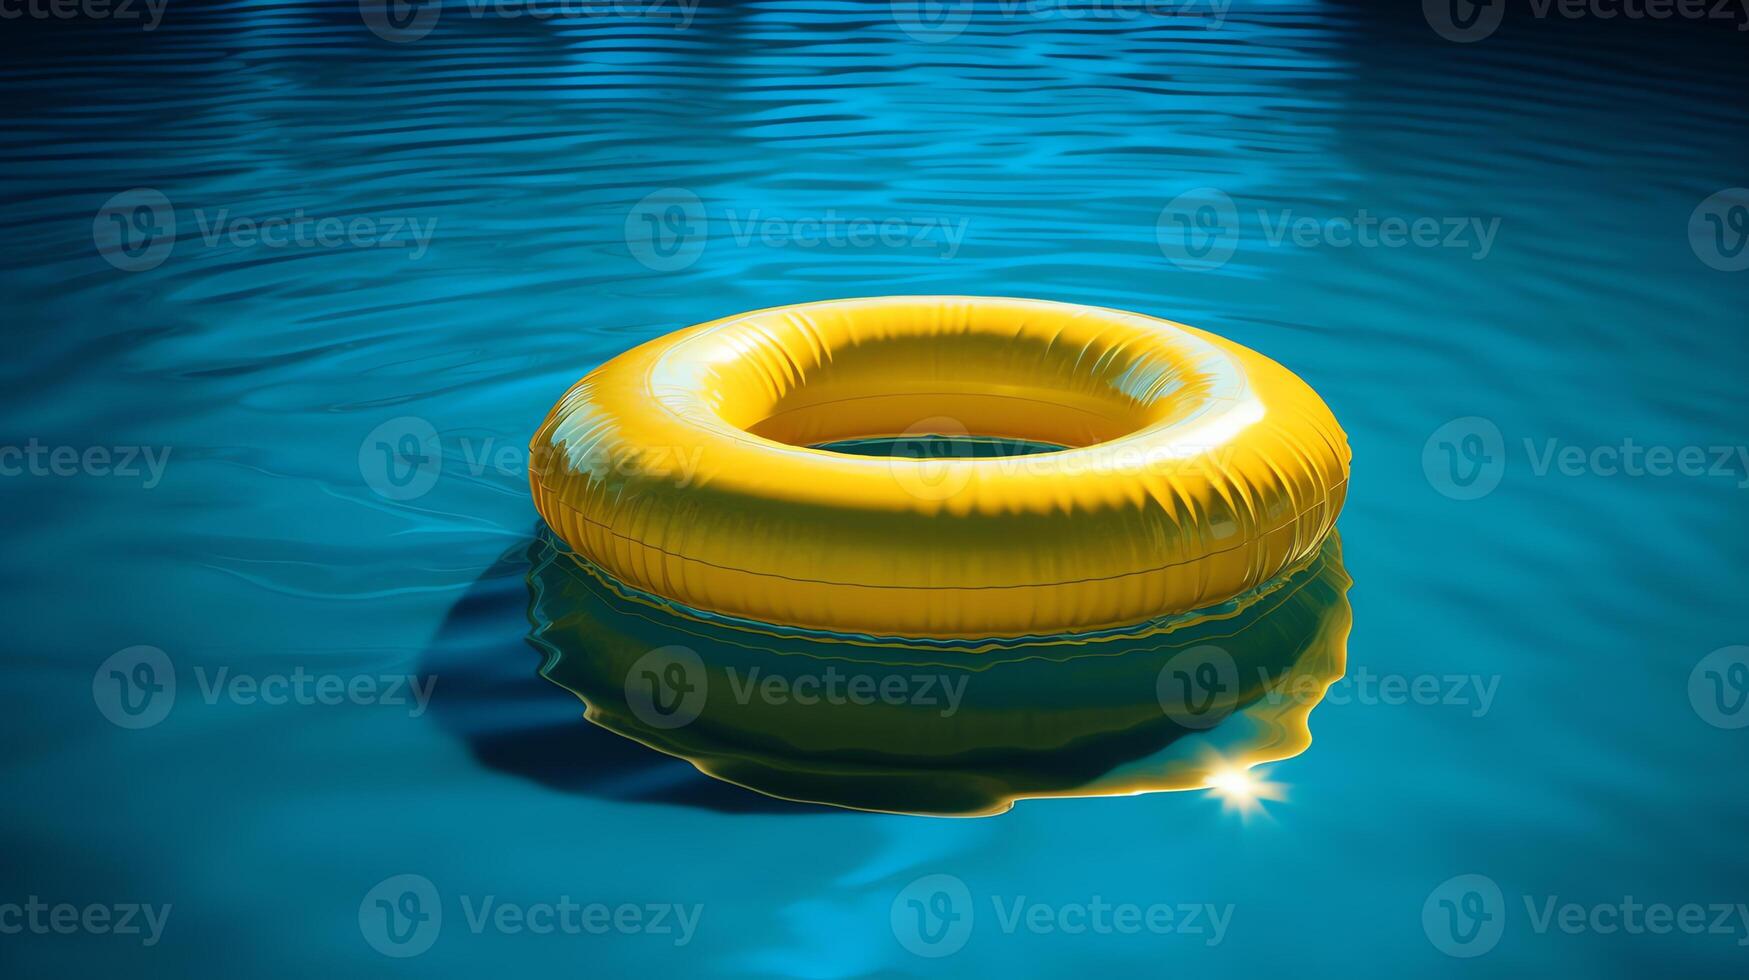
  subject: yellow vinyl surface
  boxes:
[529,296,1350,638]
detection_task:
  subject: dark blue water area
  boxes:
[2,0,1748,975]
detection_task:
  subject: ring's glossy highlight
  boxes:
[529,296,1350,638]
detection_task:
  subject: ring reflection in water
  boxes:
[527,532,1351,816]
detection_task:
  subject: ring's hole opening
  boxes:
[730,333,1174,449]
[748,386,1143,450]
[693,302,1219,451]
[812,434,1068,459]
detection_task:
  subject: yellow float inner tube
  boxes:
[529,296,1350,639]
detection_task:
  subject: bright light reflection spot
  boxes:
[1204,765,1286,817]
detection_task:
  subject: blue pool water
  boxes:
[3,0,1747,975]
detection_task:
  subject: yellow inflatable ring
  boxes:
[529,296,1350,639]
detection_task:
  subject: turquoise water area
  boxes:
[3,0,1748,975]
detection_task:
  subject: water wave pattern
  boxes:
[4,1,1748,977]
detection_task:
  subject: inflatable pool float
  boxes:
[529,296,1349,638]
